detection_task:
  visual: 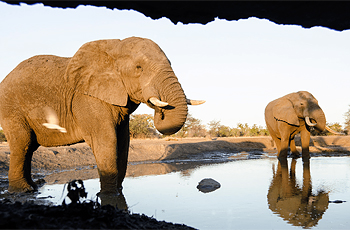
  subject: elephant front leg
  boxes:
[93,141,119,194]
[6,128,39,192]
[73,96,124,194]
[300,129,311,161]
[92,119,130,194]
[116,116,130,190]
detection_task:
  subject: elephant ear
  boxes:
[65,39,128,106]
[272,98,300,126]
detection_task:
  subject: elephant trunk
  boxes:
[308,105,326,133]
[143,69,188,135]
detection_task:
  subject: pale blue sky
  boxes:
[1,2,350,128]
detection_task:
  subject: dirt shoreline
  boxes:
[1,136,350,178]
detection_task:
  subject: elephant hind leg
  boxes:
[6,124,39,193]
[269,131,282,157]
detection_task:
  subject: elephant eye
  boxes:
[136,65,142,69]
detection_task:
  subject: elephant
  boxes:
[264,91,339,160]
[267,159,329,228]
[0,37,205,194]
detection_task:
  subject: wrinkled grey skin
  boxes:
[265,91,326,160]
[0,37,189,194]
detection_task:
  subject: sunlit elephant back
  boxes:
[267,159,329,228]
[0,37,204,194]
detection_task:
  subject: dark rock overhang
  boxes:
[2,1,350,31]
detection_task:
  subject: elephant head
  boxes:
[272,91,326,133]
[65,37,201,135]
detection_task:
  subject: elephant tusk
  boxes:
[186,99,206,105]
[305,117,317,127]
[325,126,344,135]
[149,97,168,107]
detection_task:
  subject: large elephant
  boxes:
[267,159,329,228]
[0,37,204,194]
[265,91,339,160]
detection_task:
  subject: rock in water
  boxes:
[197,178,221,193]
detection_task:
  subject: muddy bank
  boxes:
[0,135,349,186]
[1,136,350,178]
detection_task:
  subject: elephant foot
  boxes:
[277,157,288,166]
[302,154,311,162]
[8,178,38,193]
[291,153,300,159]
[8,184,37,193]
[302,156,311,163]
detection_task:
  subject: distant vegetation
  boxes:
[343,105,350,134]
[129,114,159,139]
[311,122,345,136]
[130,113,350,139]
[129,113,270,139]
[0,130,6,142]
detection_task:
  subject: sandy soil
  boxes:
[1,135,350,177]
[1,135,350,229]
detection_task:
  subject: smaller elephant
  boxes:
[265,91,339,160]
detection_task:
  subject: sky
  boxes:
[1,2,350,129]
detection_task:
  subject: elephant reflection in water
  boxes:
[99,191,128,211]
[267,159,329,228]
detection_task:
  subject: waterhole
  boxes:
[37,156,350,229]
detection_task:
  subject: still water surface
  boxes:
[38,156,350,229]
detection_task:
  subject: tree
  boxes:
[208,121,270,137]
[311,122,344,136]
[344,105,350,133]
[208,120,221,137]
[0,130,6,142]
[217,125,231,137]
[186,115,207,137]
[237,123,249,136]
[248,124,269,136]
[173,114,207,137]
[129,114,158,139]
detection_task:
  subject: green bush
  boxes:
[0,130,6,142]
[311,122,344,136]
[129,114,159,139]
[130,114,270,139]
[208,121,269,137]
[172,114,207,138]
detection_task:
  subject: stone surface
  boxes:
[197,178,221,193]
